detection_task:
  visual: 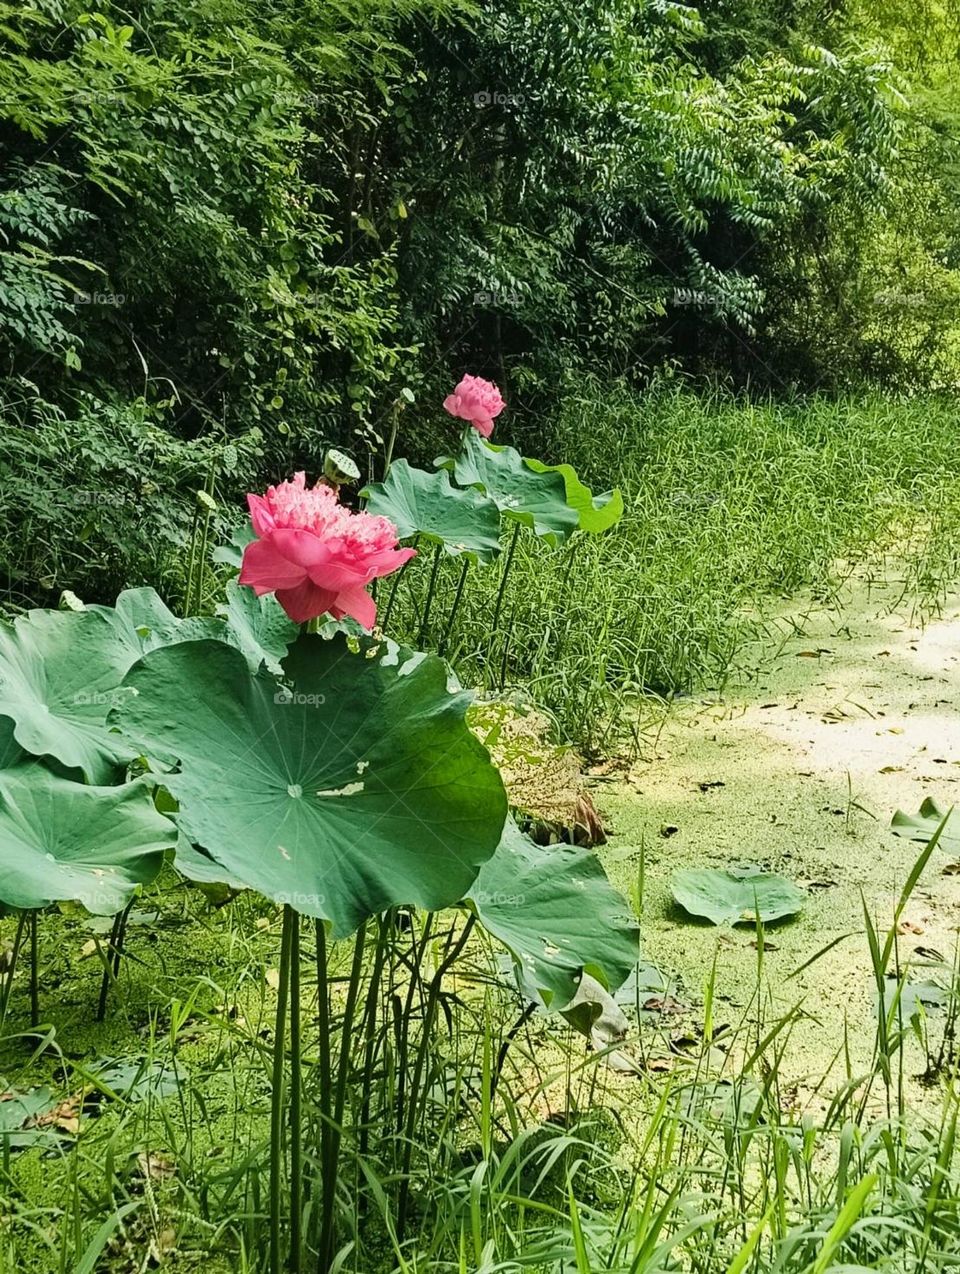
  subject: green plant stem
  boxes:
[315,920,333,1262]
[381,400,401,481]
[0,911,27,1028]
[381,535,420,632]
[96,898,134,1022]
[183,503,201,616]
[491,522,520,638]
[357,914,389,1184]
[270,906,293,1274]
[395,913,434,1135]
[28,911,39,1029]
[397,914,476,1240]
[318,922,366,1271]
[288,908,302,1274]
[417,544,444,647]
[438,558,470,657]
[194,510,213,611]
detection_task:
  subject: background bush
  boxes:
[0,0,958,607]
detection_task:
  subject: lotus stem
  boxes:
[183,503,201,616]
[397,914,476,1240]
[357,914,389,1199]
[438,558,470,657]
[96,898,134,1022]
[416,544,444,648]
[492,1002,537,1107]
[381,535,420,632]
[381,400,401,481]
[315,920,333,1263]
[489,522,521,682]
[0,911,28,1028]
[28,911,39,1029]
[491,522,520,634]
[289,908,302,1274]
[318,921,367,1271]
[270,905,293,1274]
[395,912,434,1135]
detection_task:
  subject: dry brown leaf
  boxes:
[138,1150,176,1181]
[35,1093,83,1136]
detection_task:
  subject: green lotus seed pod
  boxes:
[324,448,361,486]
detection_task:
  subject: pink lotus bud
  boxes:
[442,374,505,439]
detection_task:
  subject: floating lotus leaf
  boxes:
[467,818,639,1008]
[671,865,806,926]
[439,431,579,545]
[361,460,502,562]
[891,798,959,855]
[0,767,173,913]
[112,634,508,936]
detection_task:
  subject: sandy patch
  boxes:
[597,570,960,1105]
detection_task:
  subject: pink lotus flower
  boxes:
[238,472,415,627]
[443,374,505,438]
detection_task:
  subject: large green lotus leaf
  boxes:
[440,431,579,545]
[468,818,639,1009]
[112,634,508,936]
[0,716,24,768]
[174,834,248,892]
[671,866,806,926]
[0,767,173,913]
[361,460,502,563]
[216,579,299,674]
[0,594,230,783]
[0,610,141,783]
[891,799,960,855]
[91,588,225,656]
[522,459,623,535]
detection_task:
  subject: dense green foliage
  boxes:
[1,0,958,605]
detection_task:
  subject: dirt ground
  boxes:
[596,566,960,1105]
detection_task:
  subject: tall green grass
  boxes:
[3,852,960,1272]
[388,383,960,754]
